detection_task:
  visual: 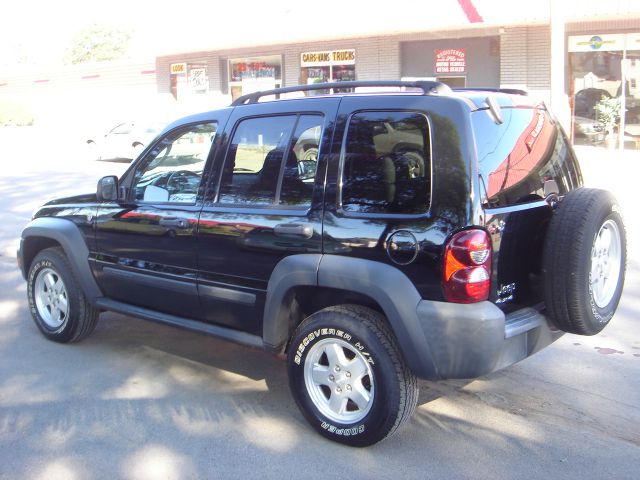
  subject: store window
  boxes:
[300,49,356,91]
[170,62,209,100]
[569,33,640,149]
[229,55,282,102]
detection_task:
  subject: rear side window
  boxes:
[341,111,430,214]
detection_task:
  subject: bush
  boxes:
[595,96,621,134]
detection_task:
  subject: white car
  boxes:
[86,121,166,162]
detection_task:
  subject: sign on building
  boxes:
[435,49,466,74]
[189,66,208,92]
[301,50,356,67]
[170,63,187,75]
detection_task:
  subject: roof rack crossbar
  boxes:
[231,80,451,106]
[453,87,529,96]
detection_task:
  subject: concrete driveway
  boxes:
[0,128,638,479]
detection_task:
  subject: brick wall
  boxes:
[0,60,157,94]
[500,26,551,93]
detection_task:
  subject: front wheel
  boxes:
[27,247,99,343]
[287,305,418,446]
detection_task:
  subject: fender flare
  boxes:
[263,254,438,378]
[19,217,103,302]
[263,254,321,351]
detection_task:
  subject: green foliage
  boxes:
[65,25,131,64]
[595,95,621,131]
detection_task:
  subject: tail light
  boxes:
[443,229,492,303]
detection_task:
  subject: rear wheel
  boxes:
[27,247,99,343]
[287,305,418,446]
[543,188,626,335]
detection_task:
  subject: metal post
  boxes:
[619,36,628,150]
[550,1,570,133]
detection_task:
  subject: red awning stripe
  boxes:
[458,0,484,23]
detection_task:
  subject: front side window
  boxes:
[218,114,322,208]
[341,111,431,214]
[132,122,217,204]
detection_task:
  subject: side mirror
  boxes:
[97,175,118,202]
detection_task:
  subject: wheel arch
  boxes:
[19,218,103,302]
[263,254,437,377]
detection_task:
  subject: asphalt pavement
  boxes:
[0,128,638,479]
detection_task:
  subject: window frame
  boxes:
[337,109,434,219]
[128,121,219,206]
[213,113,324,211]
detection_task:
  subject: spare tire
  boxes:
[542,188,626,335]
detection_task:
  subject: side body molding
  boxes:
[19,217,103,302]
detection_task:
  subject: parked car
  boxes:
[18,81,627,446]
[574,88,611,119]
[86,121,167,161]
[574,115,606,144]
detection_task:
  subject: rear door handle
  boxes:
[159,217,189,229]
[274,223,314,239]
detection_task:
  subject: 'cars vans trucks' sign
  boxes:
[301,50,356,67]
[435,49,466,74]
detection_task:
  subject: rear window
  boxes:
[341,111,431,215]
[473,107,580,207]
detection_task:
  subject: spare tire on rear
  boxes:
[542,188,626,335]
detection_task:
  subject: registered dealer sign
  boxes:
[435,49,466,74]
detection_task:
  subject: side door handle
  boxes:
[159,217,189,229]
[273,223,314,239]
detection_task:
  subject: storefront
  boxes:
[568,33,640,148]
[400,36,500,88]
[300,49,356,85]
[170,62,209,101]
[228,55,282,102]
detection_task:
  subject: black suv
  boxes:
[18,81,627,446]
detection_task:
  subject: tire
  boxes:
[27,247,99,343]
[542,188,626,335]
[287,305,418,446]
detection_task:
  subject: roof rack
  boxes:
[453,87,529,96]
[231,80,451,106]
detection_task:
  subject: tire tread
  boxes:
[543,188,626,335]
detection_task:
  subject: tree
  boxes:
[65,25,131,64]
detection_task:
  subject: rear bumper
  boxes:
[413,300,563,380]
